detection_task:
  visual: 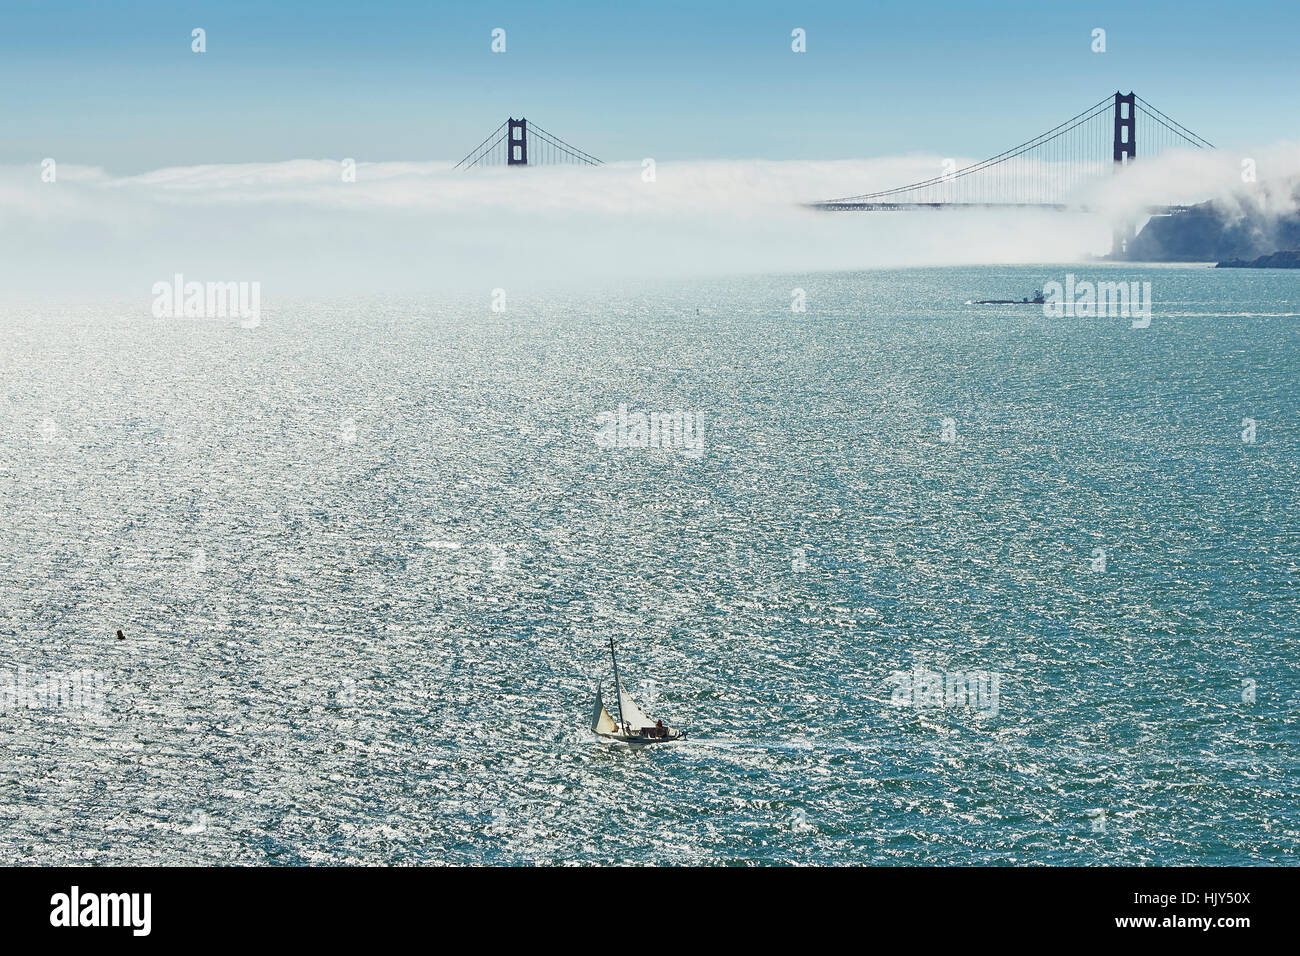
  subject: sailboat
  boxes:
[591,638,686,745]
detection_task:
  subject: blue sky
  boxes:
[1,0,1296,172]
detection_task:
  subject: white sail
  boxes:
[592,689,619,735]
[617,683,656,731]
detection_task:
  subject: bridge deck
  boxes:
[808,202,1193,214]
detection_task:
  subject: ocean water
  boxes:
[1,264,1296,865]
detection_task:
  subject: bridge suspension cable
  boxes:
[1134,95,1214,149]
[528,122,603,166]
[455,117,602,168]
[453,120,508,170]
[816,93,1214,209]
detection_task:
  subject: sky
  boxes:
[2,1,1298,299]
[2,0,1297,171]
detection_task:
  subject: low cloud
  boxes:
[2,144,1298,303]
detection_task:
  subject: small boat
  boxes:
[974,289,1045,305]
[591,638,686,746]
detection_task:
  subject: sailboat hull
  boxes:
[595,731,686,747]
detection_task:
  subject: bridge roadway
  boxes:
[808,202,1194,214]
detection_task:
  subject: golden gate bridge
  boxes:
[455,117,602,168]
[809,92,1212,211]
[807,92,1215,255]
[456,93,1215,254]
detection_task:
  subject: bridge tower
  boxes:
[455,118,602,169]
[507,118,528,165]
[1112,92,1137,257]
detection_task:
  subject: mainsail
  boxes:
[616,683,656,731]
[592,689,619,735]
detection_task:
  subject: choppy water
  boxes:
[1,265,1297,865]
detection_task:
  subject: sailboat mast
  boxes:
[609,638,624,727]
